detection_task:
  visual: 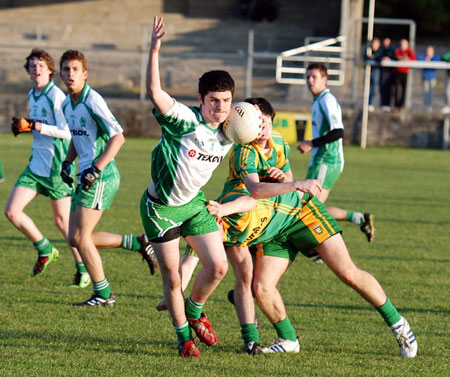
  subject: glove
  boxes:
[60,161,73,186]
[80,165,100,191]
[11,117,35,137]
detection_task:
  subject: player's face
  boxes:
[60,59,88,95]
[28,57,51,89]
[306,69,328,97]
[255,113,272,146]
[199,91,233,127]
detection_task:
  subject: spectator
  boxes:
[379,37,396,112]
[364,37,382,111]
[442,51,450,114]
[394,39,416,111]
[417,46,440,112]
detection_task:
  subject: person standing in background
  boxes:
[394,39,416,111]
[379,38,396,112]
[417,45,440,112]
[364,37,382,111]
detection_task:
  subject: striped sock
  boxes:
[122,234,141,252]
[93,278,111,299]
[75,261,88,274]
[185,296,204,319]
[174,321,193,343]
[33,237,53,257]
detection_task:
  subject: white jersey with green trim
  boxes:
[310,89,344,170]
[28,80,71,177]
[150,100,234,206]
[62,84,123,174]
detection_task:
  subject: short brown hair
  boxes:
[306,63,328,78]
[24,48,55,79]
[59,49,88,71]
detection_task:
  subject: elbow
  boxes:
[250,190,265,200]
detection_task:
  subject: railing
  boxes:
[275,36,346,86]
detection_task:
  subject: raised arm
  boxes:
[146,16,174,115]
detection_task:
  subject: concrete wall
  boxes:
[1,93,448,148]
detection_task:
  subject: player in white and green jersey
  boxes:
[139,16,238,358]
[298,63,375,245]
[59,50,156,306]
[5,49,75,278]
[161,97,322,354]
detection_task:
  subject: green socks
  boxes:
[346,211,365,225]
[93,278,111,299]
[174,321,193,343]
[122,234,141,252]
[273,317,297,341]
[241,323,260,344]
[376,298,402,327]
[185,297,204,319]
[33,237,53,257]
[75,261,88,274]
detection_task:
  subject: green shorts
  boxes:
[140,189,219,242]
[306,162,342,190]
[71,170,120,211]
[254,197,342,261]
[15,166,73,200]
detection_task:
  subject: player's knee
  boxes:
[252,279,271,299]
[53,215,66,233]
[68,231,81,248]
[4,206,23,226]
[337,268,359,288]
[208,260,228,281]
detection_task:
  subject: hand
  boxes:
[267,166,287,182]
[294,179,322,197]
[11,117,35,136]
[151,16,166,53]
[60,161,74,186]
[207,200,224,218]
[80,165,100,191]
[297,140,313,154]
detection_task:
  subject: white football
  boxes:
[222,102,262,144]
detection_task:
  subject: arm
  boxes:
[93,132,125,170]
[146,16,174,115]
[34,123,71,140]
[244,172,322,199]
[207,196,257,219]
[64,140,78,164]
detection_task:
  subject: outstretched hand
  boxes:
[151,16,166,52]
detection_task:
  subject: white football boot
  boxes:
[261,337,300,353]
[391,316,418,358]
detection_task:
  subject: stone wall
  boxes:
[1,93,448,148]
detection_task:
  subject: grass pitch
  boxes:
[0,134,449,376]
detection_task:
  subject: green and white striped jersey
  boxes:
[150,100,233,206]
[27,80,71,177]
[62,84,123,178]
[310,89,344,170]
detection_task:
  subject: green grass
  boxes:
[0,134,449,376]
